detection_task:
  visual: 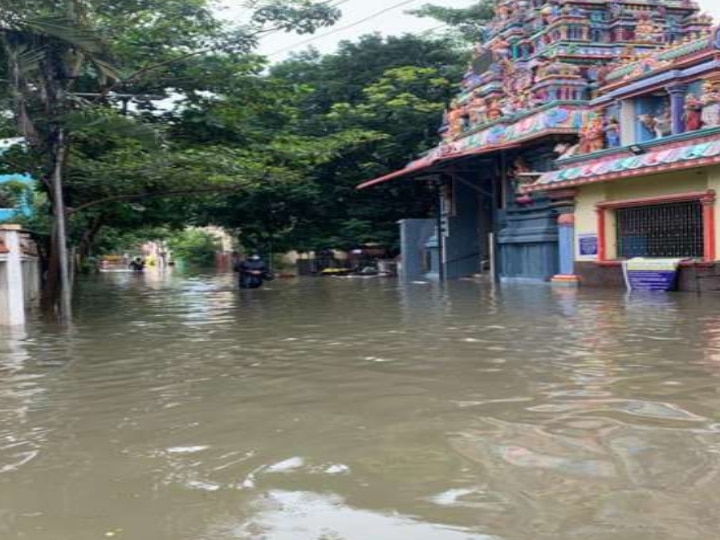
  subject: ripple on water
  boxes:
[2,276,720,539]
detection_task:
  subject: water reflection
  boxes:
[220,490,499,540]
[1,274,720,539]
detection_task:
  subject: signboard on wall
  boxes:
[622,258,683,292]
[578,234,598,258]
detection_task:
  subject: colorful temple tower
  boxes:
[524,25,720,291]
[359,0,713,283]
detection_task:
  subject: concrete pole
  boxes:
[1,225,26,326]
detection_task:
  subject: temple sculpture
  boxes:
[438,0,712,150]
[523,22,720,291]
[361,0,715,284]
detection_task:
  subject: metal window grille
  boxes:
[616,200,704,259]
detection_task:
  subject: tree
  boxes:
[409,1,495,44]
[200,34,465,252]
[0,0,341,321]
[169,229,220,267]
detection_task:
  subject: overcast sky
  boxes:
[217,0,720,62]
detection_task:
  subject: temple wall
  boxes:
[571,165,720,290]
[706,165,720,259]
[604,171,708,202]
[575,183,607,261]
[574,170,711,260]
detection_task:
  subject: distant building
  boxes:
[358,0,713,284]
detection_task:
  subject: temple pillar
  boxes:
[667,84,688,135]
[549,193,579,287]
[551,213,579,287]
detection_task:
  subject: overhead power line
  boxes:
[267,0,426,57]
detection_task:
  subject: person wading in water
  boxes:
[234,254,270,289]
[129,256,146,273]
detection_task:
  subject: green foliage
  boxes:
[0,0,346,265]
[91,226,171,256]
[169,229,220,266]
[251,0,341,34]
[1,0,471,267]
[212,34,464,252]
[409,1,496,44]
[0,179,30,208]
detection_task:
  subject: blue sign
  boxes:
[578,234,598,257]
[623,259,682,292]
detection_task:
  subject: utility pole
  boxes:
[52,130,72,323]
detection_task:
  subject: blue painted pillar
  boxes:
[667,84,688,135]
[551,210,579,287]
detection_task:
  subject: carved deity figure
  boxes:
[701,81,720,128]
[496,2,512,20]
[447,101,466,139]
[487,102,504,121]
[684,93,704,131]
[604,117,621,147]
[635,14,659,43]
[653,108,672,138]
[491,37,512,61]
[468,92,488,126]
[638,113,656,137]
[638,109,670,139]
[579,115,605,154]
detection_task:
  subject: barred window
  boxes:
[615,200,704,259]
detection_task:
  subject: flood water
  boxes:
[2,272,720,539]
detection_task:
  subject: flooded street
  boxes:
[2,273,720,539]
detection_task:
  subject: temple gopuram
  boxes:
[359,0,719,289]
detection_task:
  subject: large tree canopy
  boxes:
[0,0,345,315]
[1,0,489,317]
[193,33,467,253]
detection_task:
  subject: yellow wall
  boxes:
[575,183,606,260]
[605,169,707,201]
[707,165,720,259]
[573,167,715,261]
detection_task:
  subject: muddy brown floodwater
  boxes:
[2,272,720,539]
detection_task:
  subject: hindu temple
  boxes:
[359,0,717,287]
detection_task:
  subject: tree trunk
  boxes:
[77,216,105,267]
[41,223,60,313]
[50,131,72,324]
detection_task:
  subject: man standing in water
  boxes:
[234,254,268,289]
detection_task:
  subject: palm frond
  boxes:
[62,110,163,148]
[14,45,47,75]
[24,15,105,53]
[91,57,121,83]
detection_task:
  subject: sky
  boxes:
[217,0,720,62]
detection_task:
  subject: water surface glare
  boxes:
[2,272,720,539]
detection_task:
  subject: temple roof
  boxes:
[524,133,720,192]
